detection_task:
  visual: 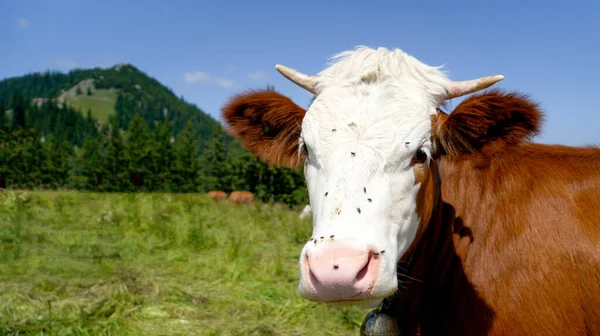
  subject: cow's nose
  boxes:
[306,244,380,301]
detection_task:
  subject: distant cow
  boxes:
[222,46,600,335]
[228,191,255,204]
[207,190,227,201]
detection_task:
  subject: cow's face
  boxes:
[222,46,507,306]
[296,81,444,306]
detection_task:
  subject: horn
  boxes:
[446,75,504,100]
[275,64,318,94]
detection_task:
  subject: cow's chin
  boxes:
[297,275,399,308]
[325,298,384,309]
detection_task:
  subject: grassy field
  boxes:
[0,191,367,335]
[64,89,117,123]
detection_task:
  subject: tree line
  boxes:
[0,90,308,207]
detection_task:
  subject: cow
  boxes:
[299,204,312,219]
[228,190,255,204]
[221,46,600,335]
[207,190,227,201]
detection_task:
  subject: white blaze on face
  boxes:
[296,47,449,304]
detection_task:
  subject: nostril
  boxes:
[354,253,372,282]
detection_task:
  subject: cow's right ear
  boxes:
[222,90,307,168]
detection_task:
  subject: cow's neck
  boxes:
[378,176,482,334]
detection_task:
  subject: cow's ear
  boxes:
[222,89,307,167]
[433,89,543,157]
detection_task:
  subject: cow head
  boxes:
[222,46,540,307]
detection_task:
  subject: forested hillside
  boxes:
[0,65,308,206]
[0,64,223,149]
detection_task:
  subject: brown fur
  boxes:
[222,90,307,167]
[208,190,227,201]
[433,89,543,157]
[221,88,600,335]
[228,190,255,204]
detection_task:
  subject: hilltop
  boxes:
[0,63,223,149]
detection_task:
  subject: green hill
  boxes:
[0,63,224,149]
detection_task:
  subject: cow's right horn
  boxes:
[445,75,504,100]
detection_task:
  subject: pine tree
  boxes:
[201,124,228,191]
[10,89,27,129]
[150,119,175,191]
[125,114,151,190]
[0,101,7,130]
[80,136,106,190]
[16,128,42,189]
[85,109,99,139]
[220,142,251,192]
[51,137,73,188]
[104,134,129,191]
[39,135,72,188]
[173,121,199,192]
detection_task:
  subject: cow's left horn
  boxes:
[446,75,504,100]
[275,64,318,94]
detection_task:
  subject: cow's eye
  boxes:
[413,148,428,163]
[302,143,309,155]
[301,138,310,162]
[411,145,431,167]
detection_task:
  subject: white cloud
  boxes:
[247,71,270,82]
[16,18,31,28]
[184,71,236,88]
[52,58,77,70]
[184,72,212,84]
[214,78,236,88]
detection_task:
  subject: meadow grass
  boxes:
[0,191,367,335]
[64,89,117,123]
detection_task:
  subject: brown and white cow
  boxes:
[221,46,600,335]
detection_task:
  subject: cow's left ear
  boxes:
[432,89,543,156]
[222,89,307,167]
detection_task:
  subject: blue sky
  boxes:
[2,0,599,146]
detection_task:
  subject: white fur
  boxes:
[296,46,450,303]
[298,204,312,219]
